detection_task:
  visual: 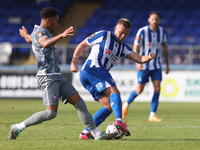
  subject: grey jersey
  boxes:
[31,25,61,76]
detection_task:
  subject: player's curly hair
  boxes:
[117,18,131,29]
[40,7,59,19]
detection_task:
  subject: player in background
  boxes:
[122,12,170,122]
[9,7,117,140]
[70,18,155,139]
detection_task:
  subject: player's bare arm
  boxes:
[126,51,155,64]
[133,44,143,70]
[163,43,170,74]
[40,26,74,48]
[70,40,89,73]
[19,26,32,43]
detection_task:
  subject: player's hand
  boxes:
[70,63,79,73]
[166,65,170,74]
[136,63,143,71]
[61,26,74,38]
[19,26,28,38]
[149,52,155,60]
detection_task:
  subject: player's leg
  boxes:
[95,95,112,127]
[102,86,130,136]
[9,107,57,140]
[82,69,130,136]
[122,83,145,119]
[148,80,162,122]
[81,95,112,139]
[60,75,116,140]
[67,93,116,140]
[149,69,162,122]
[122,70,149,119]
[9,76,59,140]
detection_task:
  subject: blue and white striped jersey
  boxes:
[134,25,167,70]
[82,30,134,71]
[31,25,61,76]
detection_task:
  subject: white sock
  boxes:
[16,122,26,131]
[150,112,156,118]
[123,102,129,108]
[116,118,124,123]
[82,129,90,134]
[91,127,101,137]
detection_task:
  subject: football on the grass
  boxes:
[106,122,123,139]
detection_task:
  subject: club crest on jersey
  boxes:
[51,95,58,102]
[136,36,140,42]
[88,33,95,39]
[38,32,44,37]
[105,49,111,55]
[147,43,151,47]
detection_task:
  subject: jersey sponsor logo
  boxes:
[147,43,161,49]
[105,49,112,55]
[110,53,117,64]
[51,95,58,102]
[147,43,151,47]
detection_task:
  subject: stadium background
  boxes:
[0,0,199,102]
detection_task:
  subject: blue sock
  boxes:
[151,92,160,113]
[127,90,138,104]
[110,93,122,119]
[84,107,112,132]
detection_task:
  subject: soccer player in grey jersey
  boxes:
[9,7,116,140]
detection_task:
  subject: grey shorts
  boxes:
[37,75,77,106]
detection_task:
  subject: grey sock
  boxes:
[24,109,57,127]
[74,98,96,131]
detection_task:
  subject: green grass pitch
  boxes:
[0,99,199,150]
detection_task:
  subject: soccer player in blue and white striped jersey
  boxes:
[122,12,170,122]
[71,18,155,139]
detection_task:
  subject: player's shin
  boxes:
[110,93,123,122]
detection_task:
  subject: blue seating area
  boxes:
[0,0,71,54]
[1,0,200,56]
[70,0,200,45]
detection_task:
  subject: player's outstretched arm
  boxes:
[19,26,32,43]
[70,40,89,73]
[40,26,74,48]
[127,52,155,64]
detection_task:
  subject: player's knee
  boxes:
[154,87,161,93]
[136,88,143,94]
[46,109,57,120]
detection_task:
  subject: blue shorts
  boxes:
[137,69,162,84]
[80,67,116,101]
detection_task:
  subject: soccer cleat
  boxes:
[79,132,94,139]
[115,120,130,136]
[94,131,117,140]
[148,115,163,122]
[9,124,21,140]
[122,102,128,120]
